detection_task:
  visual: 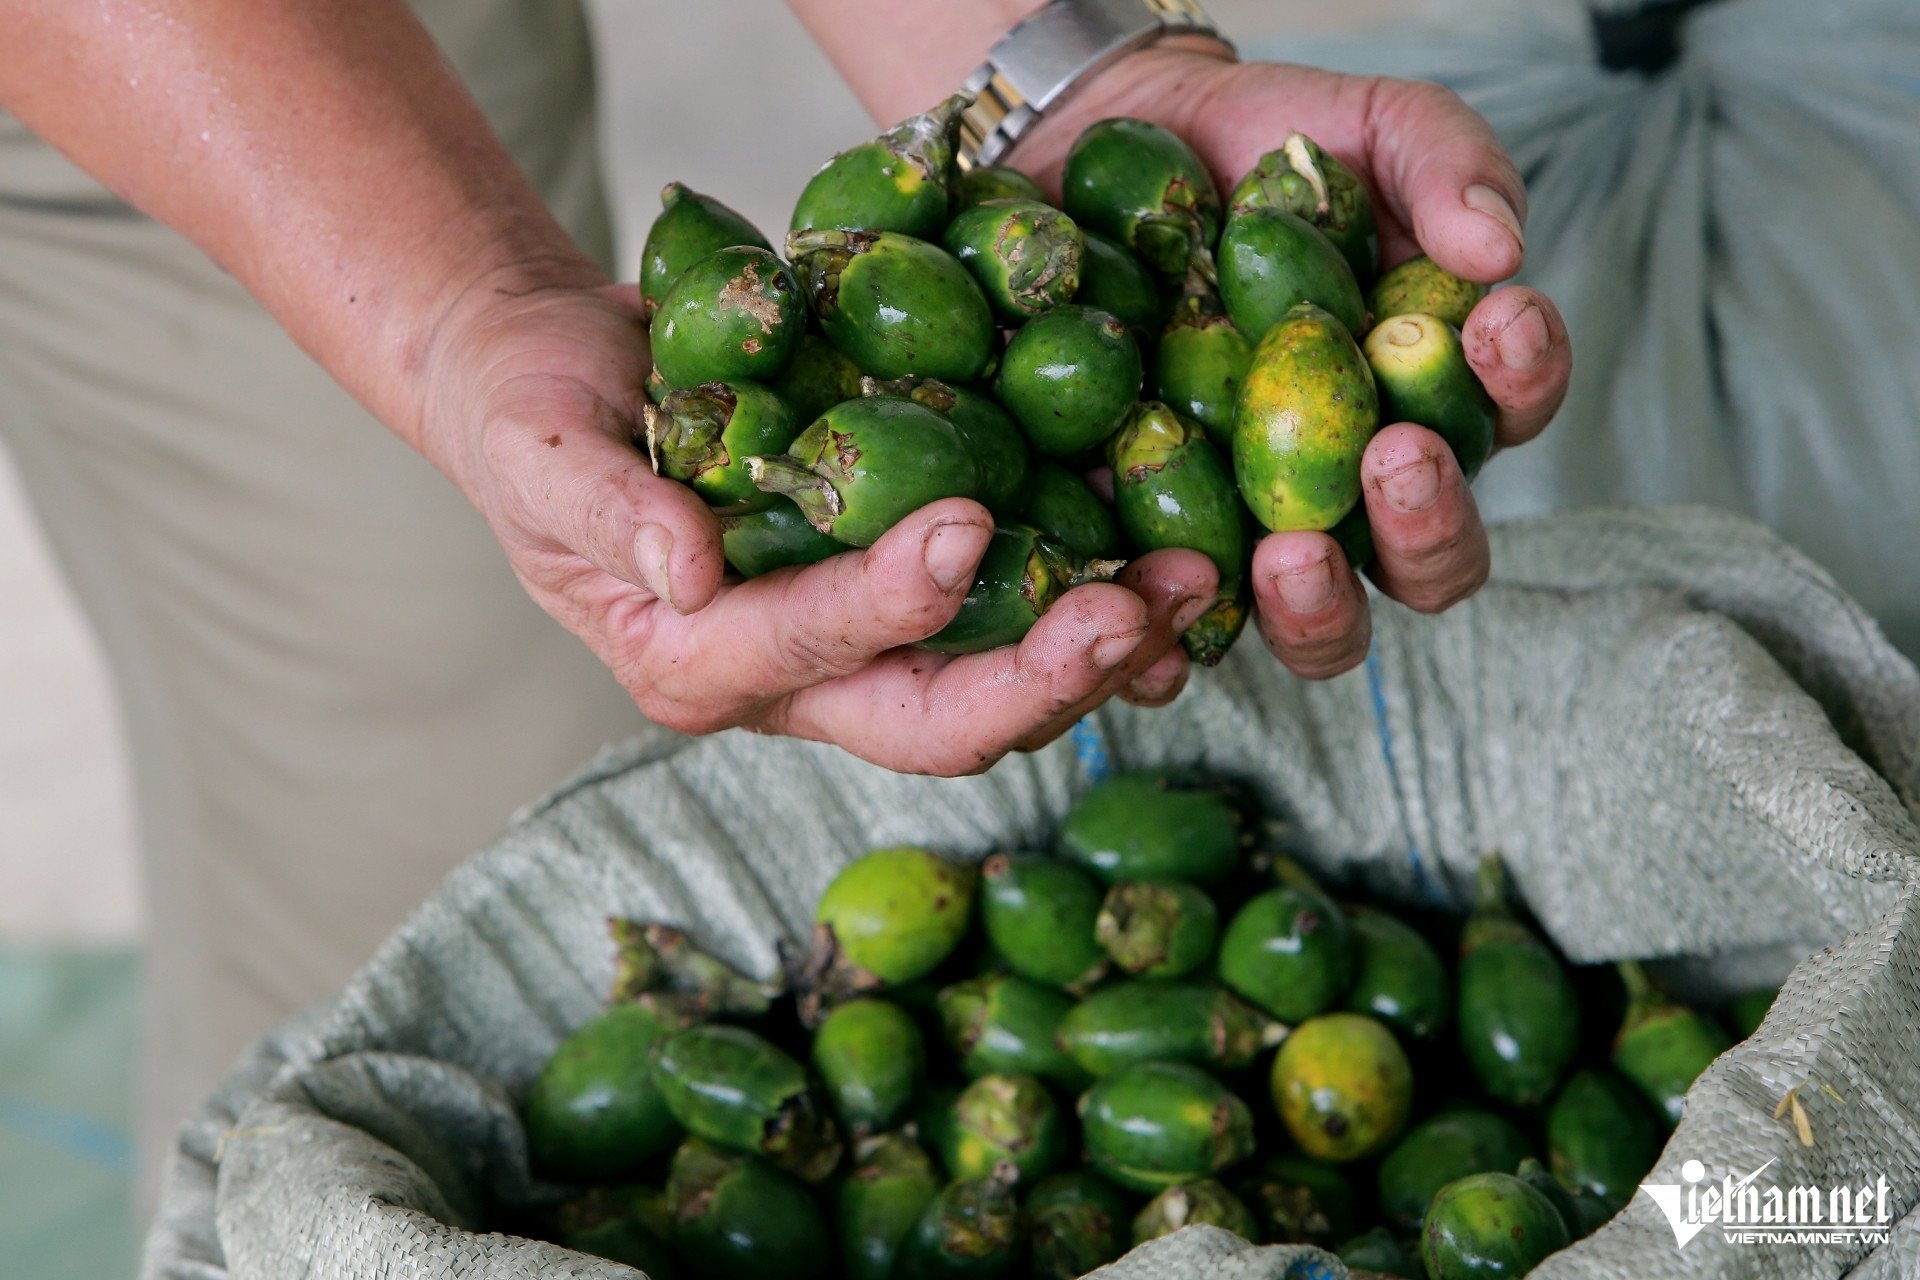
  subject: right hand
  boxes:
[417,274,1218,776]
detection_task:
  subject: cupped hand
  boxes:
[416,277,1217,775]
[1015,48,1574,679]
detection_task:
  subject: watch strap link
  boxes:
[956,0,1228,169]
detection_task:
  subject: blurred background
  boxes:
[0,0,1409,1273]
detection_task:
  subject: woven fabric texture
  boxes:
[1246,0,1920,662]
[142,508,1920,1280]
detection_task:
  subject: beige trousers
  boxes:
[0,0,670,1203]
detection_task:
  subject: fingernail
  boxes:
[1090,629,1145,672]
[1172,594,1215,632]
[1498,301,1550,370]
[1131,667,1186,705]
[635,523,678,610]
[1273,557,1335,614]
[1464,183,1524,254]
[1380,457,1442,513]
[923,519,989,592]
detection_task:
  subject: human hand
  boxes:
[1014,48,1573,679]
[416,274,1218,775]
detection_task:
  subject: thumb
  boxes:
[1370,78,1527,284]
[494,411,726,614]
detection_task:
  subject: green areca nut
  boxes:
[650,245,806,387]
[920,522,1117,655]
[1369,254,1487,330]
[1058,980,1285,1078]
[746,396,979,547]
[1109,401,1251,667]
[788,228,995,382]
[1364,313,1496,479]
[643,380,800,514]
[769,332,864,424]
[1232,302,1380,533]
[1456,856,1582,1107]
[996,305,1143,457]
[862,375,1031,518]
[790,93,969,239]
[892,1177,1023,1280]
[1026,1172,1133,1280]
[666,1138,832,1280]
[836,1134,942,1280]
[1079,1061,1255,1192]
[1218,207,1368,343]
[1132,1179,1259,1246]
[1022,462,1122,560]
[936,971,1086,1089]
[951,163,1046,210]
[1074,230,1165,344]
[641,182,771,319]
[1227,133,1379,286]
[1062,118,1222,276]
[943,198,1084,321]
[522,999,692,1180]
[652,1023,842,1182]
[718,499,844,579]
[811,997,926,1136]
[1093,878,1221,979]
[977,853,1109,993]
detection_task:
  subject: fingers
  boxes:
[1359,423,1490,613]
[1367,79,1527,285]
[1122,646,1192,707]
[1251,532,1372,680]
[1012,550,1217,750]
[758,549,1216,775]
[488,408,727,614]
[763,581,1152,775]
[636,499,995,730]
[1461,285,1572,448]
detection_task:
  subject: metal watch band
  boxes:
[956,0,1231,170]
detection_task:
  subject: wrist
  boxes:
[1001,42,1238,185]
[382,223,608,451]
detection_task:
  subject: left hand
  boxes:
[1011,46,1573,683]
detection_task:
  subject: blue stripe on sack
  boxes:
[1365,650,1442,905]
[1284,1254,1344,1280]
[1070,717,1113,782]
[0,1092,135,1175]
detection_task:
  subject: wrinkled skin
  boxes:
[417,47,1570,781]
[1005,48,1573,682]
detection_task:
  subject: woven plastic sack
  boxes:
[1243,0,1920,662]
[141,507,1920,1280]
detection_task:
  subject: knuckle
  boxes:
[1261,614,1368,675]
[774,619,861,684]
[641,700,735,737]
[1412,79,1467,114]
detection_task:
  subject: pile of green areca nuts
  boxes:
[519,771,1779,1279]
[638,94,1497,664]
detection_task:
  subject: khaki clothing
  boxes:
[0,0,671,1205]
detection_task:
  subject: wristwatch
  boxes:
[955,0,1233,169]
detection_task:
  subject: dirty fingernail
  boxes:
[1130,666,1187,705]
[1464,183,1524,253]
[923,518,990,592]
[1090,629,1145,672]
[1273,557,1336,614]
[1380,457,1442,513]
[635,523,678,609]
[1498,301,1551,370]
